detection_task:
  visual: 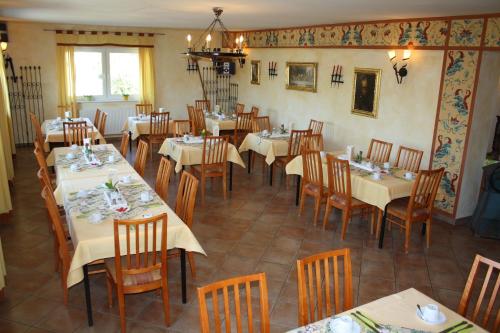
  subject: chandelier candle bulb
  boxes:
[206,34,211,49]
[187,34,191,48]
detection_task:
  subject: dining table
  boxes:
[285,153,415,249]
[157,136,246,191]
[238,132,290,185]
[49,143,205,327]
[122,115,176,151]
[288,288,486,333]
[204,114,237,133]
[41,117,105,152]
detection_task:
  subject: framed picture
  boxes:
[351,68,382,118]
[251,60,260,85]
[286,62,318,92]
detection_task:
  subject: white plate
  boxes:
[416,309,447,325]
[328,319,361,333]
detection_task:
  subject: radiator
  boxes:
[79,105,135,136]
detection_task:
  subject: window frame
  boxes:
[74,46,140,102]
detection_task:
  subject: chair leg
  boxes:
[117,289,127,333]
[298,188,307,216]
[313,195,321,226]
[375,209,383,239]
[322,202,332,230]
[187,252,196,278]
[106,274,114,308]
[201,174,206,206]
[426,219,431,248]
[404,220,411,254]
[62,271,69,305]
[161,280,170,326]
[340,209,350,240]
[251,152,256,172]
[222,171,227,200]
[370,206,376,235]
[54,237,60,272]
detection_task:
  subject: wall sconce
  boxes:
[388,49,411,84]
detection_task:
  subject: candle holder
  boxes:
[330,64,344,87]
[186,58,198,72]
[268,61,277,79]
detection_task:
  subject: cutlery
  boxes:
[417,304,424,317]
[439,321,467,333]
[451,324,473,333]
[351,312,380,333]
[356,311,382,329]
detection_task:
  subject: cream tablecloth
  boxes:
[122,116,175,140]
[158,137,246,173]
[238,132,289,165]
[0,237,5,292]
[41,118,106,152]
[286,155,414,210]
[288,288,486,332]
[205,116,236,132]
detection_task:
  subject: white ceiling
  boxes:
[0,0,499,30]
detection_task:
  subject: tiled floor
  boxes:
[0,140,499,332]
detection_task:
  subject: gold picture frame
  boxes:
[286,62,318,92]
[351,67,382,118]
[251,60,260,85]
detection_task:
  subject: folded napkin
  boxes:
[269,133,290,139]
[349,161,375,172]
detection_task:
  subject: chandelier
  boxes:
[185,7,246,64]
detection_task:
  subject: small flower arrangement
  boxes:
[201,129,207,139]
[104,178,119,191]
[355,151,363,163]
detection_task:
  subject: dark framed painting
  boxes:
[351,67,382,118]
[285,62,317,92]
[251,60,260,85]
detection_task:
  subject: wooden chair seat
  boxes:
[328,194,371,209]
[303,183,328,195]
[105,258,162,288]
[386,197,431,221]
[191,164,225,176]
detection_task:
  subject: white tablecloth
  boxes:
[238,132,289,165]
[122,116,175,140]
[205,117,236,132]
[41,118,106,152]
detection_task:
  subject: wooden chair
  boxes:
[174,120,192,137]
[197,272,270,333]
[395,146,424,173]
[98,111,108,137]
[233,112,253,147]
[195,99,211,112]
[252,116,271,133]
[29,112,44,149]
[322,155,376,239]
[34,142,52,178]
[377,167,444,253]
[63,121,89,146]
[191,136,228,205]
[274,129,312,186]
[187,105,195,125]
[458,254,500,332]
[308,119,324,135]
[367,139,393,163]
[193,108,207,136]
[93,108,101,130]
[155,157,173,202]
[105,213,170,333]
[134,140,149,176]
[142,112,170,160]
[300,133,324,152]
[135,103,153,116]
[299,149,328,225]
[296,248,353,326]
[251,106,260,117]
[235,103,245,114]
[168,171,199,277]
[119,131,129,159]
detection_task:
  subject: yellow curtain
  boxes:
[138,47,156,108]
[0,54,13,214]
[56,45,76,117]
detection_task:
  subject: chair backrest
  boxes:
[63,121,89,146]
[326,155,352,206]
[395,146,423,173]
[150,112,170,137]
[288,129,313,159]
[202,136,228,167]
[174,120,192,137]
[458,254,500,332]
[252,116,271,133]
[175,171,199,228]
[134,140,149,176]
[407,167,444,215]
[119,131,129,158]
[302,149,324,192]
[29,112,44,148]
[250,106,259,117]
[98,111,107,136]
[197,272,270,333]
[155,157,173,202]
[195,99,211,112]
[93,108,101,130]
[308,119,324,135]
[34,142,49,173]
[301,133,324,152]
[193,108,207,136]
[112,213,168,290]
[234,112,253,146]
[296,248,353,326]
[136,103,153,116]
[37,167,54,192]
[367,138,393,163]
[235,103,245,114]
[187,105,195,122]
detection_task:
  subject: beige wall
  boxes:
[458,52,500,219]
[234,48,443,167]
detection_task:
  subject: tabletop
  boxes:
[205,115,237,131]
[288,288,486,333]
[123,115,176,140]
[41,118,105,151]
[238,132,290,165]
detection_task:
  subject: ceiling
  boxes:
[1,0,499,30]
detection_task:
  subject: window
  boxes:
[74,47,140,101]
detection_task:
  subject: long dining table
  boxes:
[41,117,105,152]
[49,144,205,326]
[286,153,415,249]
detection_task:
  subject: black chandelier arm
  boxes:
[192,19,218,49]
[216,19,233,47]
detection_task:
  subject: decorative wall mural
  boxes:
[449,19,484,47]
[485,17,500,47]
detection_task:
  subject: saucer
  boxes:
[328,318,361,333]
[416,308,447,325]
[140,197,153,203]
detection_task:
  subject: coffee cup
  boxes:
[372,172,381,180]
[329,315,353,332]
[70,164,80,172]
[89,213,102,224]
[422,304,440,322]
[70,144,78,150]
[108,154,115,163]
[66,152,75,159]
[383,162,390,169]
[140,191,152,202]
[320,151,327,159]
[404,172,413,180]
[183,134,190,142]
[56,116,62,122]
[121,175,132,184]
